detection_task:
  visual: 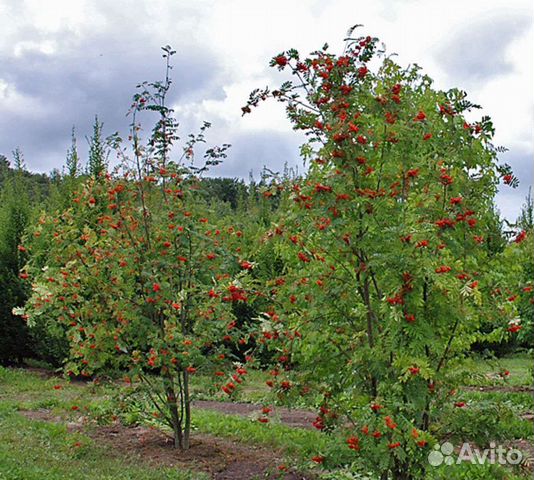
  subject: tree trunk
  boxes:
[163,369,192,450]
[163,378,183,449]
[362,277,378,397]
[182,369,191,450]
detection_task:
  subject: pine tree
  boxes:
[66,127,80,178]
[87,116,107,178]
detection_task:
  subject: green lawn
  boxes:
[189,367,271,404]
[0,367,332,478]
[0,368,207,480]
[0,362,531,480]
[0,410,206,480]
[461,353,533,388]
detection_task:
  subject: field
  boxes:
[1,26,533,480]
[1,354,532,480]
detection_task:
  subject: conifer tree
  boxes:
[87,116,107,178]
[0,151,32,364]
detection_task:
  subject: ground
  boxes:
[0,353,532,479]
[19,409,308,480]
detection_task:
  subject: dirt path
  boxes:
[88,424,310,480]
[20,409,314,479]
[14,367,534,477]
[18,367,321,429]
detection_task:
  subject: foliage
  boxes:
[244,27,528,479]
[18,48,257,450]
[0,154,33,364]
[517,188,533,232]
[199,177,248,210]
[436,398,532,443]
[514,190,534,347]
[65,127,81,178]
[0,33,531,479]
[86,116,108,179]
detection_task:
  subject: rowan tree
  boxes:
[244,28,525,479]
[19,47,255,449]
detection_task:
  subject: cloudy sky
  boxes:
[0,0,532,219]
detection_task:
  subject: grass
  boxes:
[189,353,533,407]
[0,361,532,480]
[461,352,533,388]
[0,368,207,480]
[189,368,271,404]
[192,408,347,465]
[0,409,206,480]
[461,390,533,412]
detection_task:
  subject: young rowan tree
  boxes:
[244,28,526,479]
[19,47,255,449]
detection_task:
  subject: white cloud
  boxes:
[0,0,531,218]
